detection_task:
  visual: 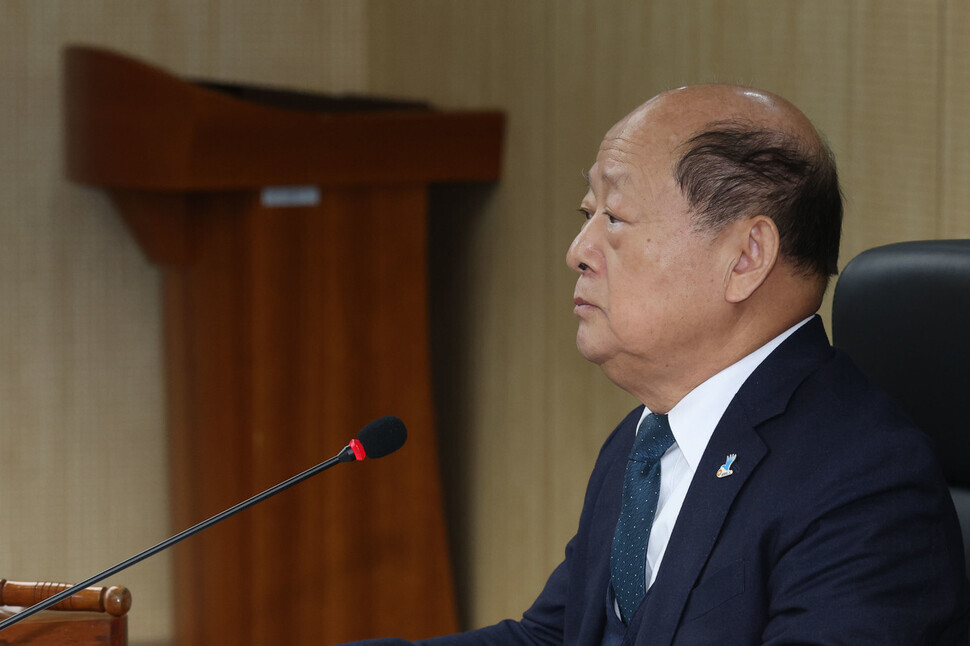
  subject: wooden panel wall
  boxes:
[0,2,366,643]
[942,3,970,237]
[3,1,970,643]
[367,0,970,630]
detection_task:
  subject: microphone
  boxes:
[351,415,408,459]
[0,415,407,631]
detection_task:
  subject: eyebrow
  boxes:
[581,168,627,190]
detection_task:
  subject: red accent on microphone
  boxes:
[350,438,366,461]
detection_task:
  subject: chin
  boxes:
[575,333,611,366]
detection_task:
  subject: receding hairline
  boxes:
[674,117,826,167]
[622,84,825,161]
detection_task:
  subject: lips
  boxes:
[573,296,598,313]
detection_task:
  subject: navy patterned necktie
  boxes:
[610,412,675,624]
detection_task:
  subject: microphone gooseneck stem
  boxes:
[0,445,357,631]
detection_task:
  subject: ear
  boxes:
[724,215,779,303]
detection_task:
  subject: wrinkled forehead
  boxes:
[584,133,682,207]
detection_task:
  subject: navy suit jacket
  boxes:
[348,317,969,644]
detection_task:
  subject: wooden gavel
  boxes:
[0,579,131,617]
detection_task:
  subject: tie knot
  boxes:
[631,413,675,462]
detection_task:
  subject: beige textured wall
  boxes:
[0,1,366,643]
[3,1,970,643]
[367,0,970,631]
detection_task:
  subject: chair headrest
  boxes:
[832,240,970,485]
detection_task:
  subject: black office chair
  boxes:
[832,239,970,578]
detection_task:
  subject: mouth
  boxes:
[573,296,597,313]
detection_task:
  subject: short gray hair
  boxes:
[674,121,843,278]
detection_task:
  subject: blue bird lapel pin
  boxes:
[716,454,737,478]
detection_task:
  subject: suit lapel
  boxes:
[631,405,766,644]
[629,316,834,645]
[579,412,638,644]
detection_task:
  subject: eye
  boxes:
[603,209,625,225]
[577,207,593,221]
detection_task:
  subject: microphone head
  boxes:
[356,416,407,459]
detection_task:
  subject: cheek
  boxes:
[609,243,703,328]
[605,272,663,341]
[610,247,672,305]
[668,251,727,326]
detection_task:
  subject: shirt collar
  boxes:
[638,316,813,472]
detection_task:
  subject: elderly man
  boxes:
[350,84,968,644]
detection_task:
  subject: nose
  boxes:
[566,218,596,274]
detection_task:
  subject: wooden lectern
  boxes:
[63,45,504,644]
[0,580,130,646]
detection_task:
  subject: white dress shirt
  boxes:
[637,317,812,590]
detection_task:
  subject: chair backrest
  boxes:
[832,239,970,575]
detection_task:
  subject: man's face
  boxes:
[566,106,728,382]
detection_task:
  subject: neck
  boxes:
[609,311,815,414]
